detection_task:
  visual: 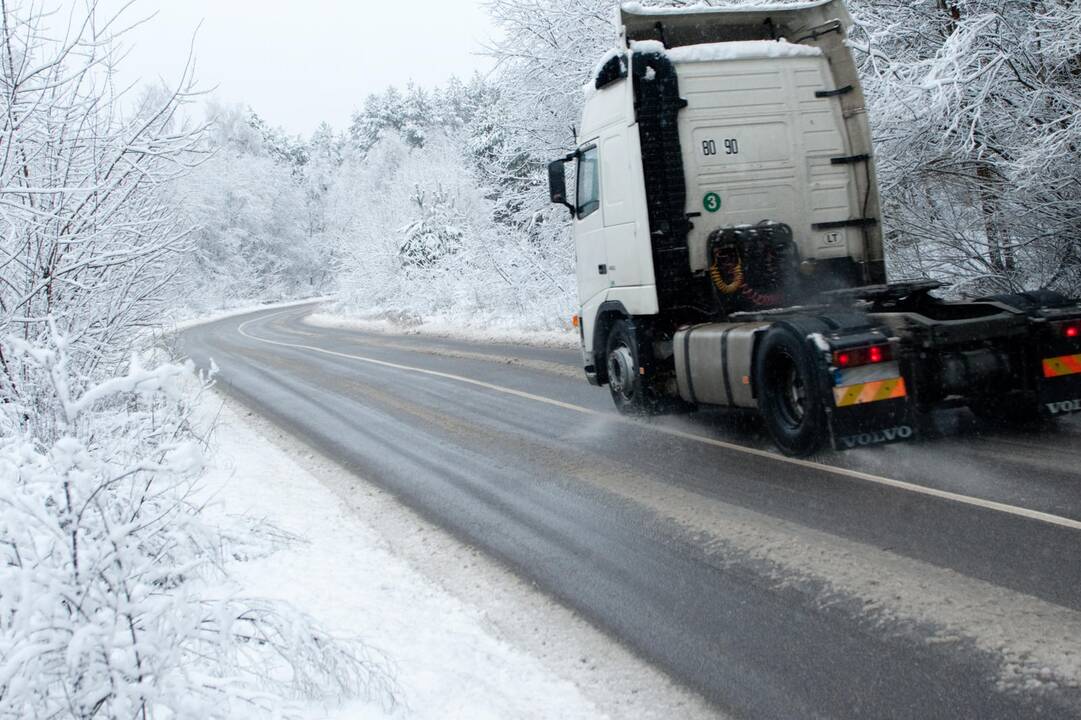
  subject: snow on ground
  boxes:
[198,395,605,719]
[171,296,336,332]
[304,312,578,350]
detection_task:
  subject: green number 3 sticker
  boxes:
[703,192,722,213]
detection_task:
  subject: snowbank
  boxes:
[200,397,605,719]
[305,312,579,349]
[170,296,335,332]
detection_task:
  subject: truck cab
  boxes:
[550,0,881,373]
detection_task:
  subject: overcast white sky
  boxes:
[95,0,496,136]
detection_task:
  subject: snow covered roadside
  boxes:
[171,295,336,332]
[199,396,599,719]
[304,312,578,350]
[199,393,714,719]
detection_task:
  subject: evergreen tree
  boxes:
[401,82,432,148]
[349,93,385,154]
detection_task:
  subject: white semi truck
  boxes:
[549,0,1081,455]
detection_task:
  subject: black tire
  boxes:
[755,325,827,456]
[604,320,653,415]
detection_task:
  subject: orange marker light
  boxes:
[572,314,580,329]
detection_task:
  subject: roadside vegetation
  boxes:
[0,4,391,717]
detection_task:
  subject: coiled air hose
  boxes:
[709,236,786,308]
[710,255,744,295]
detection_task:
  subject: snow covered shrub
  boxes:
[0,335,394,719]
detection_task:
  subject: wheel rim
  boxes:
[608,344,636,401]
[773,352,807,429]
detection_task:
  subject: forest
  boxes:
[178,0,1081,326]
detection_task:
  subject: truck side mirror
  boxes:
[548,159,575,216]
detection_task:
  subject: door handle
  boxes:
[598,264,607,275]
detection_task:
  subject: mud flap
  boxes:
[811,347,917,451]
[794,317,918,452]
[1038,354,1081,418]
[825,396,916,451]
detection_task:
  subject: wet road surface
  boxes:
[181,304,1081,719]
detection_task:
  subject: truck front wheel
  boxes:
[605,320,653,415]
[755,325,826,456]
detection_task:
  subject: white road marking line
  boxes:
[237,311,1081,533]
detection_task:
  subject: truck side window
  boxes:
[576,147,600,220]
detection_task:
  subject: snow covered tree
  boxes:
[846,0,1081,293]
[304,121,346,237]
[479,0,613,232]
[248,109,309,171]
[178,103,320,307]
[349,93,387,154]
[401,82,432,148]
[439,75,470,129]
[0,0,206,404]
[379,86,405,133]
[399,185,466,268]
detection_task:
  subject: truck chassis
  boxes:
[590,280,1081,455]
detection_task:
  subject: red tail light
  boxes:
[1053,321,1081,340]
[833,344,893,369]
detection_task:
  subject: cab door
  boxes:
[599,128,643,288]
[574,144,608,305]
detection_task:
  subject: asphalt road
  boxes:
[181,304,1081,719]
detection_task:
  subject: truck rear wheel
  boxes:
[755,325,826,456]
[605,320,653,415]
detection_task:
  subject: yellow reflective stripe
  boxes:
[1043,354,1081,378]
[836,385,865,407]
[833,378,907,407]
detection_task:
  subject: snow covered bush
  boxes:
[0,335,394,719]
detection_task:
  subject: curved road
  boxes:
[182,304,1081,719]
